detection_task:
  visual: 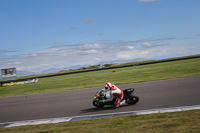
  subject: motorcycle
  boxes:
[93,88,139,108]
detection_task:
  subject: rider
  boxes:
[102,82,124,108]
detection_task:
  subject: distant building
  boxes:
[97,64,103,69]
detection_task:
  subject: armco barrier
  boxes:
[0,78,39,87]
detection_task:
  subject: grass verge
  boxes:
[0,109,199,133]
[0,58,200,97]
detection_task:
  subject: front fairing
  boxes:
[93,91,116,106]
[93,91,104,103]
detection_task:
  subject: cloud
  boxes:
[69,27,77,30]
[0,49,20,55]
[77,49,98,55]
[13,62,22,65]
[95,58,101,61]
[0,37,199,74]
[138,0,160,2]
[141,42,152,47]
[49,44,81,49]
[82,18,93,24]
[117,49,150,60]
[78,43,104,50]
[141,41,169,48]
[128,46,134,50]
[0,50,6,55]
[151,38,176,41]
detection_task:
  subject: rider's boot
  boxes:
[113,103,120,109]
[120,100,125,106]
[113,98,121,109]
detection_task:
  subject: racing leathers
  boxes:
[102,84,124,108]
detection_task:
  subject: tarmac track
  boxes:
[0,76,200,123]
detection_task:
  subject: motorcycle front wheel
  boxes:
[93,100,105,108]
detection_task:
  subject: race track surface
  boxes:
[0,76,200,123]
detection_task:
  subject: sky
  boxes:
[0,0,200,75]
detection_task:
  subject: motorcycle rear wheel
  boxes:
[126,95,139,105]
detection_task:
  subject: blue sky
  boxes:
[0,0,200,74]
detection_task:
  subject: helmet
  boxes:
[105,82,112,90]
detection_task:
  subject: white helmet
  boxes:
[105,82,112,90]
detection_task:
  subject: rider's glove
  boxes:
[101,88,106,92]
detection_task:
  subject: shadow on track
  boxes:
[80,104,131,114]
[80,106,114,114]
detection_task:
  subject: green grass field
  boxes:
[0,110,199,133]
[0,57,200,97]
